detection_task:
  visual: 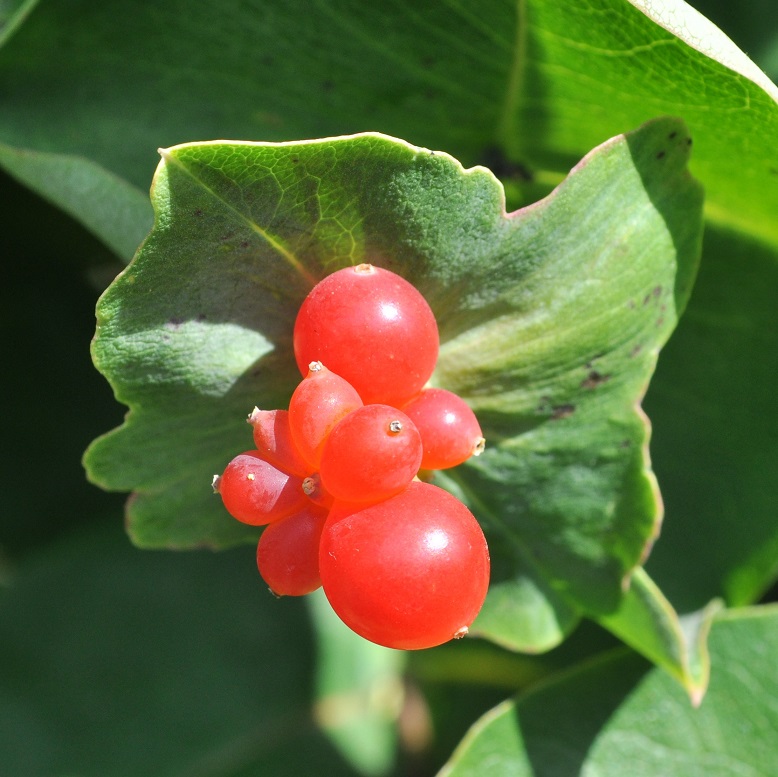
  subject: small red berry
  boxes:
[257,504,328,596]
[402,388,485,470]
[248,408,310,477]
[215,451,307,525]
[320,404,423,503]
[288,362,363,469]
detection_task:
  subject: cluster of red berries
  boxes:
[214,264,490,650]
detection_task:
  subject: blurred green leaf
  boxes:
[0,142,152,260]
[0,0,37,48]
[85,118,702,652]
[0,0,773,251]
[440,605,778,776]
[644,225,778,610]
[0,521,356,777]
[308,589,406,776]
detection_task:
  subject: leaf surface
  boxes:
[440,606,778,777]
[597,567,721,703]
[85,118,703,649]
[0,0,773,249]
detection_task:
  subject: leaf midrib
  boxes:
[159,147,319,288]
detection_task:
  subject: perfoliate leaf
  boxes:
[86,116,703,651]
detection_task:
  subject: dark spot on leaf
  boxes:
[668,131,677,140]
[653,285,662,298]
[197,313,207,322]
[536,395,551,414]
[627,299,636,309]
[630,344,642,358]
[167,316,184,329]
[194,208,203,217]
[686,138,693,146]
[620,439,632,449]
[291,156,299,164]
[656,150,666,160]
[322,80,334,92]
[581,371,610,389]
[551,404,575,420]
[585,352,606,369]
[656,317,665,328]
[643,293,652,306]
[479,146,533,182]
[240,240,250,249]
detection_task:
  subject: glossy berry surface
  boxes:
[256,504,328,596]
[319,481,490,650]
[248,408,310,477]
[293,264,439,407]
[216,451,307,525]
[288,362,363,469]
[320,404,423,503]
[401,388,485,470]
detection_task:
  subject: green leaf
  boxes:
[85,117,703,652]
[0,141,152,261]
[0,0,773,250]
[0,521,357,776]
[440,605,778,777]
[644,225,778,610]
[308,589,406,776]
[597,567,721,703]
[0,0,37,49]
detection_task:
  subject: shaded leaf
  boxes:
[0,0,37,49]
[0,521,357,777]
[0,141,152,261]
[644,225,778,610]
[85,118,703,651]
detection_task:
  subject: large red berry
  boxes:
[401,388,485,470]
[288,362,363,469]
[293,264,439,407]
[319,482,490,650]
[215,451,307,525]
[256,504,328,596]
[319,404,423,503]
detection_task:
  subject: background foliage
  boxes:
[1,1,776,775]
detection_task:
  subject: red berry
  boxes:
[401,388,485,470]
[319,482,490,650]
[288,362,363,469]
[256,504,328,596]
[301,472,335,509]
[320,404,423,503]
[248,408,310,477]
[215,451,307,525]
[294,264,439,407]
